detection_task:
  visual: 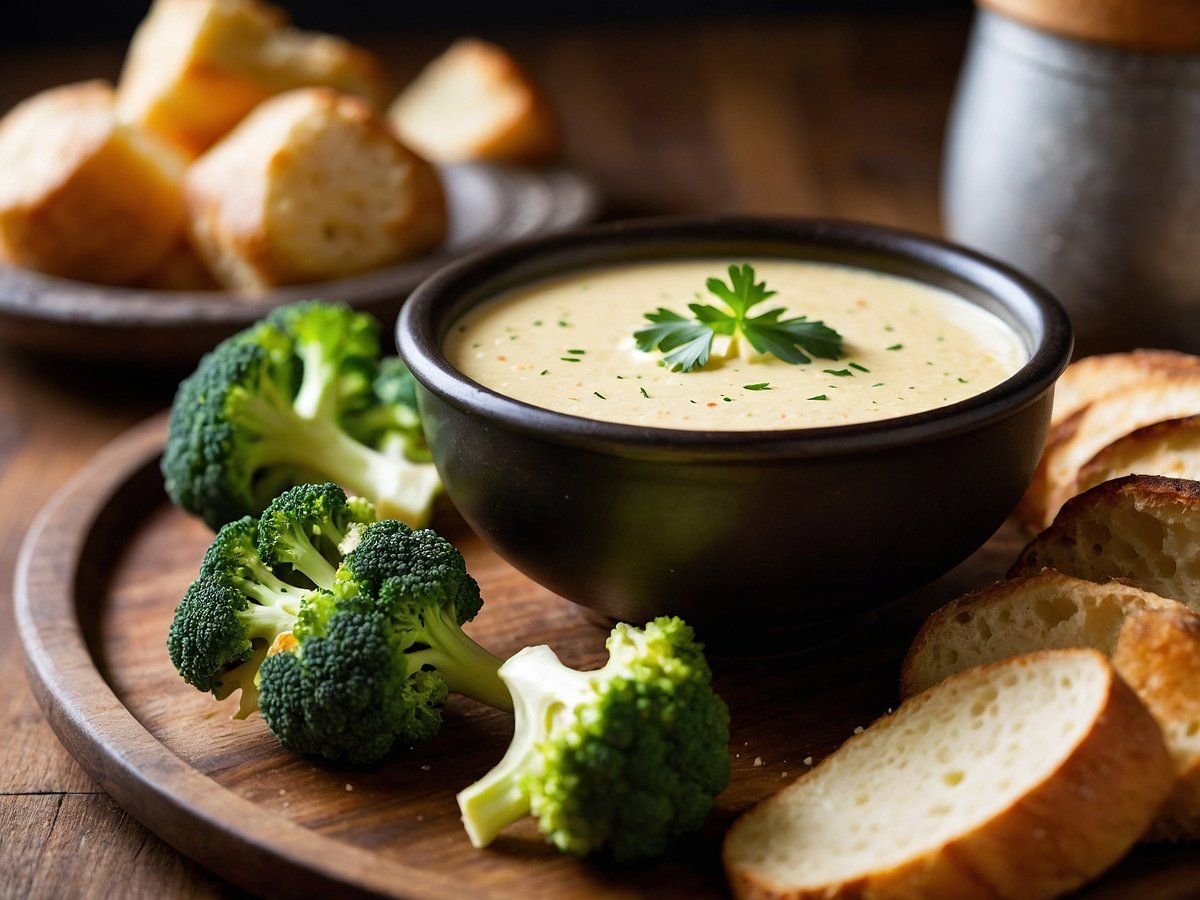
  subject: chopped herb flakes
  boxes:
[887,344,903,351]
[640,387,650,398]
[594,392,606,399]
[808,394,829,401]
[823,368,852,377]
[743,382,771,391]
[849,362,869,372]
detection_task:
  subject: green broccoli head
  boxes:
[167,523,303,720]
[162,300,441,531]
[168,483,363,721]
[255,517,511,763]
[255,482,376,591]
[456,616,731,860]
[257,599,448,765]
[342,356,431,463]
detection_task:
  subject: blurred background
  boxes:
[6,1,972,45]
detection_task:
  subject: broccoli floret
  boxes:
[167,516,310,719]
[258,517,512,763]
[168,482,377,720]
[255,482,375,591]
[162,299,441,530]
[343,356,432,463]
[456,616,731,861]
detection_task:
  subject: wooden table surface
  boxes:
[0,11,971,897]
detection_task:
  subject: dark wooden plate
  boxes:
[0,163,599,365]
[14,414,1200,898]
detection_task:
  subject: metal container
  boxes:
[943,6,1200,355]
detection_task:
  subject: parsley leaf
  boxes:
[634,308,715,372]
[635,264,843,372]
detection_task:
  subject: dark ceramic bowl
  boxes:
[397,216,1072,643]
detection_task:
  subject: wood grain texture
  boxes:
[18,414,1200,898]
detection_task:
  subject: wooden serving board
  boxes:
[15,413,1200,898]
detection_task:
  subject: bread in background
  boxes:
[0,80,187,285]
[723,649,1173,900]
[116,0,390,158]
[137,240,221,291]
[1075,414,1200,496]
[185,87,446,289]
[388,38,561,165]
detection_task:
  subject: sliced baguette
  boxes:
[1026,373,1200,530]
[899,571,1182,697]
[387,38,561,165]
[1050,349,1200,428]
[1112,606,1200,841]
[901,572,1200,840]
[723,649,1173,900]
[185,87,445,289]
[1075,414,1200,496]
[1010,475,1200,611]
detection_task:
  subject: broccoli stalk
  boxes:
[162,300,441,530]
[456,617,731,861]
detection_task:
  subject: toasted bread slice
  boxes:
[899,571,1181,697]
[387,38,561,165]
[1025,373,1200,530]
[1075,414,1200,496]
[1051,349,1200,427]
[1112,606,1200,841]
[1010,475,1200,611]
[116,0,390,157]
[901,573,1200,840]
[185,87,446,289]
[0,80,187,285]
[723,650,1172,900]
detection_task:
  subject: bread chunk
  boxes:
[117,0,390,157]
[1010,475,1200,611]
[900,571,1181,697]
[388,38,561,165]
[185,87,446,289]
[723,650,1173,900]
[0,80,187,285]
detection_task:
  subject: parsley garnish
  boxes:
[743,382,771,391]
[634,264,843,373]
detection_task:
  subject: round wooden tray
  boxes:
[0,163,599,366]
[15,414,1200,898]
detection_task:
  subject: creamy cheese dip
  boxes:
[444,259,1026,430]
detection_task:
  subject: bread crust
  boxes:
[1075,414,1200,497]
[899,570,1181,698]
[1010,474,1200,611]
[185,87,445,289]
[1112,606,1200,841]
[0,80,186,284]
[1023,373,1200,530]
[724,650,1173,900]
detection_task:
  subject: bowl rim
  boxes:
[397,214,1073,458]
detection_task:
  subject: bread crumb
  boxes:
[803,756,814,766]
[420,765,431,772]
[753,756,764,767]
[853,726,864,734]
[345,784,354,792]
